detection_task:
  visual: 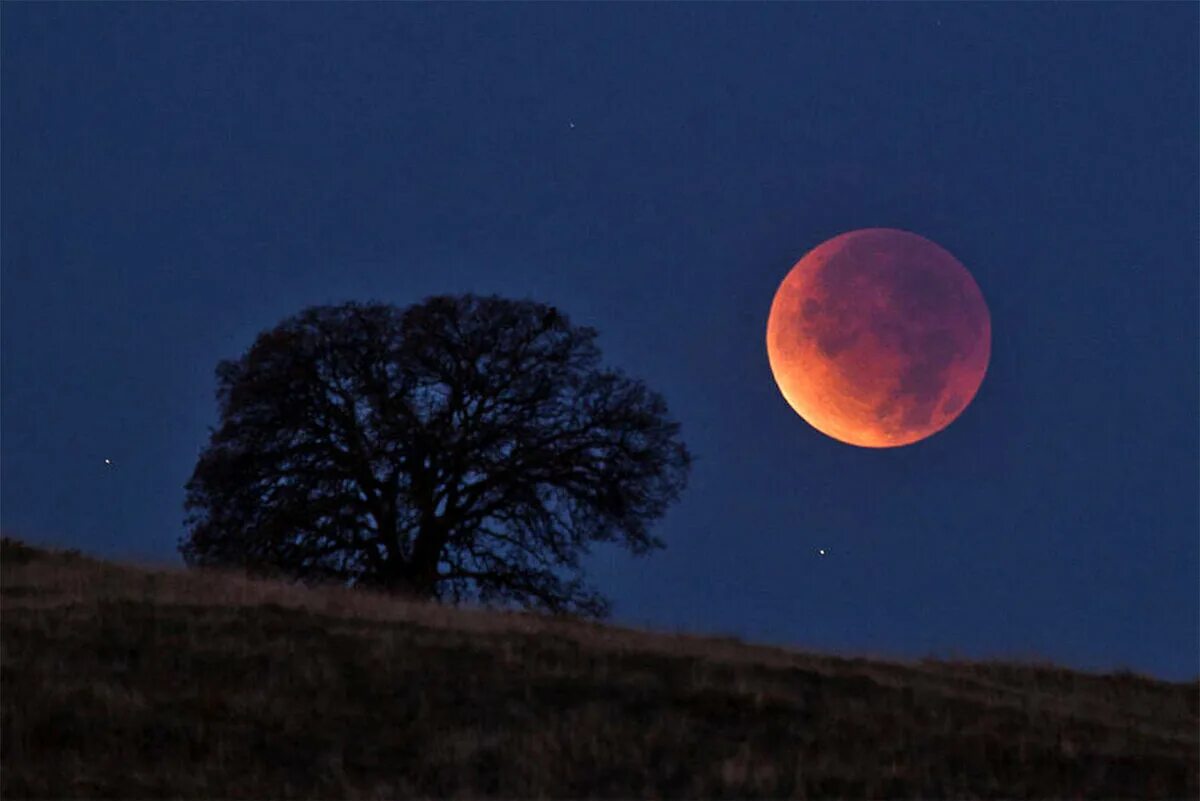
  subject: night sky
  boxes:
[3,4,1196,680]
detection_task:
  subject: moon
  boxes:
[766,228,990,448]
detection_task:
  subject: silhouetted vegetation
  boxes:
[180,296,691,616]
[3,540,1197,799]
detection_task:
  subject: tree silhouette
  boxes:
[180,295,691,616]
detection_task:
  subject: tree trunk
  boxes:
[392,524,442,599]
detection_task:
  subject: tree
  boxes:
[180,295,691,616]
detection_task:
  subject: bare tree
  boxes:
[180,295,691,616]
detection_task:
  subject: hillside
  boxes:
[2,537,1196,799]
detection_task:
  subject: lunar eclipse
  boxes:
[766,228,991,448]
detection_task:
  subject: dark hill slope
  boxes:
[2,538,1196,798]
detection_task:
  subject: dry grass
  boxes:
[2,537,1196,799]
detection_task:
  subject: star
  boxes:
[818,548,826,556]
[104,458,112,466]
[568,121,576,129]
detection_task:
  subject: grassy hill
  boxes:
[2,537,1196,799]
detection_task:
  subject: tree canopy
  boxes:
[180,295,691,616]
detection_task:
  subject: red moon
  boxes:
[766,228,991,448]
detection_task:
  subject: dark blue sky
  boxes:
[3,4,1196,679]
